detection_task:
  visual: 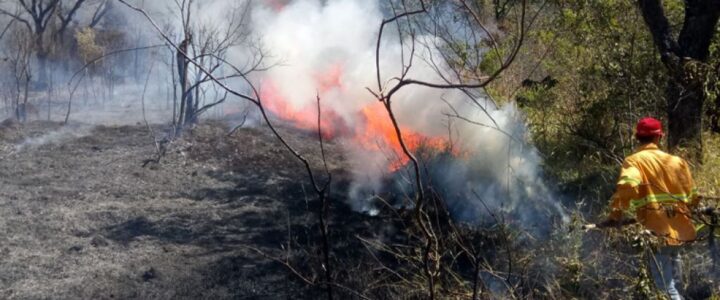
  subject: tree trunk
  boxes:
[14,80,20,121]
[19,73,31,123]
[176,38,189,129]
[638,0,720,163]
[36,48,49,90]
[184,88,195,126]
[666,78,703,161]
[176,36,198,128]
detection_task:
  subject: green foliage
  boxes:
[476,1,720,297]
[704,36,720,131]
[484,1,684,208]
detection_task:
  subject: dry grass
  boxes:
[696,133,720,199]
[2,119,719,299]
[0,120,341,299]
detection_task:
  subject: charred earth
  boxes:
[0,120,392,299]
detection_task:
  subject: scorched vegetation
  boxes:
[0,0,719,299]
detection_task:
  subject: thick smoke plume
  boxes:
[1,0,566,234]
[245,0,568,234]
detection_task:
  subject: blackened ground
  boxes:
[0,119,387,299]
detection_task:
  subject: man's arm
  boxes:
[605,160,642,223]
[607,187,637,221]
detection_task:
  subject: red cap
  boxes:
[635,117,664,138]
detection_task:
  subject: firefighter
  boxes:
[600,117,700,300]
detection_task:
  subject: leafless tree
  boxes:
[117,0,546,298]
[0,0,95,85]
[64,43,165,124]
[0,0,111,121]
[118,1,336,298]
[169,0,259,132]
[3,25,34,122]
[366,1,537,298]
[638,0,720,161]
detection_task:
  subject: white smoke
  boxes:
[102,0,568,233]
[249,0,382,120]
[15,125,93,150]
[243,0,567,234]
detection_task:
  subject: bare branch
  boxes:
[88,0,109,28]
[116,4,337,297]
[375,2,427,96]
[68,44,166,87]
[0,7,31,32]
[55,0,86,37]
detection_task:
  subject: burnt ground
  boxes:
[0,119,379,299]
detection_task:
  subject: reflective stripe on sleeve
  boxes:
[618,176,642,186]
[629,193,691,210]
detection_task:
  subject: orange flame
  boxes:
[315,64,344,93]
[259,64,451,171]
[357,103,449,171]
[266,0,288,12]
[260,79,349,139]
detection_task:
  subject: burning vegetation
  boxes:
[0,0,719,299]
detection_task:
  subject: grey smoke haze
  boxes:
[15,124,93,150]
[1,0,567,232]
[241,0,568,234]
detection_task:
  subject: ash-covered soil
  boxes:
[0,119,363,299]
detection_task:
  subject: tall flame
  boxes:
[259,64,450,171]
[357,103,449,171]
[260,79,350,139]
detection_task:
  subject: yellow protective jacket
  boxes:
[608,143,699,245]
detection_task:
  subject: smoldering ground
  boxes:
[240,0,570,235]
[0,0,667,298]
